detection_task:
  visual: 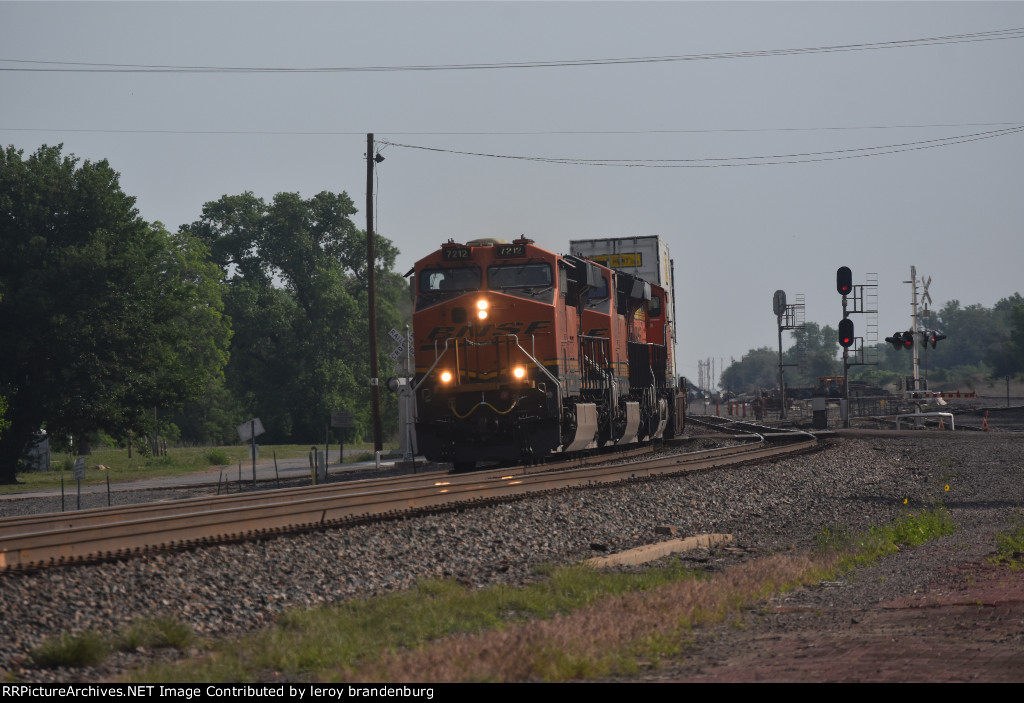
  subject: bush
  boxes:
[204,449,231,466]
[30,630,109,668]
[116,616,195,651]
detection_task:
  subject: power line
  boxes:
[2,122,1022,137]
[2,27,1022,73]
[379,125,1024,168]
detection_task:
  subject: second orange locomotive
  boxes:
[412,236,684,470]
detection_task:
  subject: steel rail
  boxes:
[0,468,452,539]
[0,443,666,539]
[0,432,816,572]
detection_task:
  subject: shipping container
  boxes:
[568,236,677,379]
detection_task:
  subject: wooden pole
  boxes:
[367,133,383,452]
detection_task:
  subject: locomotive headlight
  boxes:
[477,309,488,320]
[440,370,453,383]
[513,366,526,380]
[476,299,488,320]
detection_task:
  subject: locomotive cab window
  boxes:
[486,262,554,302]
[584,274,610,313]
[649,294,663,318]
[416,267,482,310]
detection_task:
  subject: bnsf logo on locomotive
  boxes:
[424,320,552,344]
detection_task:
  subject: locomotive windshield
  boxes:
[487,262,551,288]
[487,262,554,302]
[417,267,482,309]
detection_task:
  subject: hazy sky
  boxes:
[3,1,1023,387]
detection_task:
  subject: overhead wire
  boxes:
[2,122,1023,137]
[2,27,1023,73]
[378,125,1024,168]
[2,123,1020,168]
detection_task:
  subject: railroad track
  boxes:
[0,426,818,572]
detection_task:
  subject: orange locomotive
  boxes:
[411,236,685,470]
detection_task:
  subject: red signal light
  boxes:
[836,267,853,297]
[838,318,854,348]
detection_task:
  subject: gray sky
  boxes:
[3,1,1023,387]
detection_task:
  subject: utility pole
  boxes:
[366,134,383,452]
[907,265,921,388]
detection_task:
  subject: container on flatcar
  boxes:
[568,236,677,380]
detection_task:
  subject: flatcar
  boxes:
[411,236,685,470]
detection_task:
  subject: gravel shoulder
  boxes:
[2,431,1022,682]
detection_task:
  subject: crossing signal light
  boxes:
[836,266,852,296]
[838,318,854,348]
[928,330,946,349]
[885,331,914,351]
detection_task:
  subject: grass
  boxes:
[29,631,110,668]
[131,560,704,683]
[28,617,198,670]
[991,523,1024,570]
[16,508,955,680]
[1,442,396,495]
[204,449,232,466]
[114,616,197,652]
[127,508,957,683]
[816,507,955,573]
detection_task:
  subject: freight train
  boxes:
[411,236,685,470]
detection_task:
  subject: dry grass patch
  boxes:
[347,553,833,682]
[130,510,953,683]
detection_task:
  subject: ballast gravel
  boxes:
[1,431,1022,682]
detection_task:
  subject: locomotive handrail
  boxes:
[412,340,454,392]
[499,333,562,393]
[412,334,561,397]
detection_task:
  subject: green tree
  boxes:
[0,145,231,482]
[720,347,778,394]
[784,322,840,385]
[183,191,405,444]
[1008,302,1024,374]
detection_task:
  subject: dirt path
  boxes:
[645,538,1024,682]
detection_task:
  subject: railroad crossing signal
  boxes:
[885,331,914,350]
[922,330,946,349]
[836,266,852,296]
[838,318,854,348]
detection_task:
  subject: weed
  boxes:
[131,512,956,683]
[116,616,196,651]
[821,507,954,574]
[991,524,1024,570]
[815,524,851,551]
[30,630,109,668]
[203,449,231,466]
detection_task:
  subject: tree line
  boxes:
[719,298,1024,395]
[0,144,406,483]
